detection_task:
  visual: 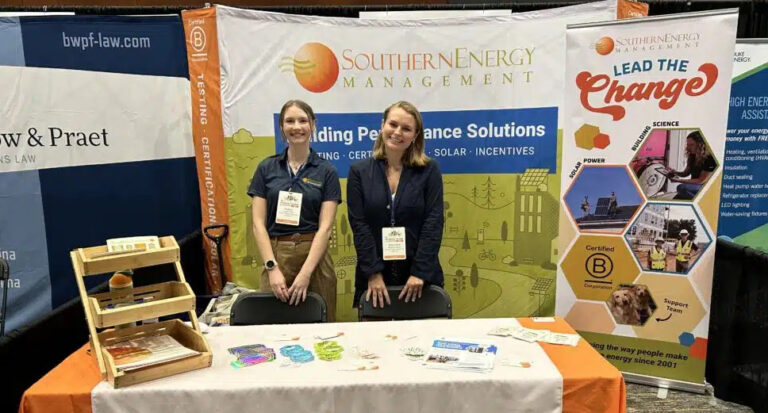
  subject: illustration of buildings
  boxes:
[514,168,558,266]
[328,222,338,254]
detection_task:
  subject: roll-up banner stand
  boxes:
[557,10,738,392]
[719,39,768,251]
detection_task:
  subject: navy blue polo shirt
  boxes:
[248,149,342,237]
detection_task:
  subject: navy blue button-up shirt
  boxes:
[248,149,341,237]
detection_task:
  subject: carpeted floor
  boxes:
[626,383,754,412]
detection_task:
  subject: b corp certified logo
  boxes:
[190,26,206,53]
[585,253,613,279]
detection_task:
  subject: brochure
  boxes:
[488,326,581,346]
[538,331,581,347]
[423,337,497,373]
[488,325,547,342]
[105,334,199,372]
[199,294,240,326]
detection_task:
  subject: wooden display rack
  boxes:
[71,236,212,388]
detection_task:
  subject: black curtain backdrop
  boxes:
[2,231,204,413]
[1,1,768,38]
[709,239,768,413]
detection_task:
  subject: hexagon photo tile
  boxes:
[564,165,644,234]
[625,204,712,275]
[562,235,640,301]
[630,128,719,202]
[606,283,658,326]
[631,274,706,342]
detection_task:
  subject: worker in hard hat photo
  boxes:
[648,237,668,272]
[675,229,699,273]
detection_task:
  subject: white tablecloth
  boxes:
[92,318,563,413]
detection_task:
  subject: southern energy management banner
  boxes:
[719,40,768,251]
[183,2,616,321]
[557,11,737,389]
[0,16,198,330]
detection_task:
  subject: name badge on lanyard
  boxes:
[276,191,302,226]
[382,190,405,260]
[382,227,406,260]
[276,162,305,226]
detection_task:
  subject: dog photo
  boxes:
[607,284,657,326]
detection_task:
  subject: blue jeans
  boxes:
[675,183,702,200]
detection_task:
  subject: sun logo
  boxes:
[279,42,339,93]
[595,36,615,55]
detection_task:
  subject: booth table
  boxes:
[20,317,625,413]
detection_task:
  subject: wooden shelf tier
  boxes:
[70,236,212,388]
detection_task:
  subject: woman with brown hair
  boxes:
[248,99,341,320]
[347,101,444,308]
[668,131,716,200]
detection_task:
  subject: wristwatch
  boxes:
[264,259,278,271]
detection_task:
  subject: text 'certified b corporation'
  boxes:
[562,236,639,301]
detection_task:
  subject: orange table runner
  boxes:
[21,318,625,413]
[19,344,99,413]
[519,317,627,413]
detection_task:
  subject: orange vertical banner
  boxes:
[618,0,649,19]
[182,7,231,293]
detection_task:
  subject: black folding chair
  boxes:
[230,291,327,325]
[358,285,452,321]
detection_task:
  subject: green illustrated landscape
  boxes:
[224,129,563,322]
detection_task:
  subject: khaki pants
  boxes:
[260,238,337,322]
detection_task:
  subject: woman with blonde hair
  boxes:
[248,99,341,320]
[347,101,444,308]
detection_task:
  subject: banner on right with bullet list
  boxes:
[719,40,768,251]
[556,10,738,391]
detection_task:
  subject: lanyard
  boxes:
[384,170,396,226]
[389,192,396,226]
[379,160,399,226]
[286,162,306,191]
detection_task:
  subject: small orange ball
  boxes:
[595,37,615,55]
[293,43,339,93]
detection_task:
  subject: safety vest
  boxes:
[650,247,666,269]
[676,240,692,261]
